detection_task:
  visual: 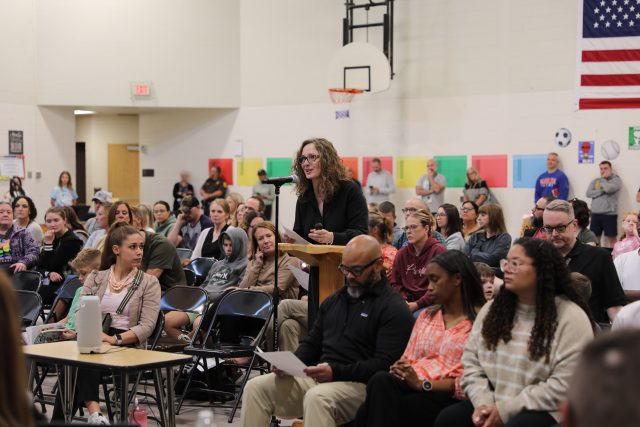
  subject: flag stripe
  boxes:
[581,61,640,74]
[579,97,640,109]
[579,85,640,97]
[581,73,640,85]
[582,49,640,61]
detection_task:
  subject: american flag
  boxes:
[577,0,640,109]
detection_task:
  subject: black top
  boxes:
[172,182,194,213]
[200,224,230,260]
[38,229,83,276]
[295,276,414,383]
[566,240,627,323]
[201,177,228,201]
[293,179,368,245]
[141,231,186,291]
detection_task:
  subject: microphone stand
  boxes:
[269,182,284,427]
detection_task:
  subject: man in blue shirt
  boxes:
[534,152,569,202]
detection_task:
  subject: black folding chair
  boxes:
[156,286,208,352]
[183,269,196,286]
[176,248,192,262]
[185,257,216,286]
[44,276,83,323]
[13,270,43,293]
[16,290,43,327]
[176,289,273,422]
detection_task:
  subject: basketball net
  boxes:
[328,88,363,119]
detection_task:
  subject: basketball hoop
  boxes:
[328,88,363,119]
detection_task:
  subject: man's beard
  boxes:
[532,215,543,228]
[346,271,376,298]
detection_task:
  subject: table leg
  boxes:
[119,371,129,423]
[153,368,167,427]
[63,366,76,424]
[165,365,176,427]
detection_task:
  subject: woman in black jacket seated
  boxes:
[289,137,368,245]
[37,207,83,305]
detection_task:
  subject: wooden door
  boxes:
[108,144,139,206]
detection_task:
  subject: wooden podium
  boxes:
[279,243,344,327]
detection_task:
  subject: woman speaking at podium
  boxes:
[291,138,368,245]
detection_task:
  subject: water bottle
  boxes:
[194,409,216,427]
[128,398,148,427]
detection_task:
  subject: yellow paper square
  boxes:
[236,158,264,186]
[395,157,428,188]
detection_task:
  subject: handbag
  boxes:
[101,270,144,333]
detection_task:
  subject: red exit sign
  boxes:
[131,82,151,96]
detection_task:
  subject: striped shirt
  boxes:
[401,308,472,399]
[461,297,593,423]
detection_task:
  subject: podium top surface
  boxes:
[278,243,345,254]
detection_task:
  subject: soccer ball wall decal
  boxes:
[555,128,572,148]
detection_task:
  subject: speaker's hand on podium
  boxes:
[308,229,334,245]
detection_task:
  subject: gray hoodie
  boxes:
[201,227,248,301]
[586,174,622,215]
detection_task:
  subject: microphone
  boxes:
[263,175,299,185]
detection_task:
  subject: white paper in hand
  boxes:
[289,265,310,291]
[255,351,308,377]
[280,225,311,245]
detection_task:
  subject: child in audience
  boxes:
[570,271,592,306]
[474,262,498,301]
[612,211,640,259]
[368,212,397,279]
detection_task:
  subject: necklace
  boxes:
[109,267,136,292]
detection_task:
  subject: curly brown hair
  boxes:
[292,138,346,201]
[481,237,593,362]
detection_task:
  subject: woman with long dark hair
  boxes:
[464,203,511,275]
[13,195,43,243]
[290,138,368,245]
[356,250,485,427]
[435,238,594,427]
[436,203,465,251]
[152,201,176,237]
[460,200,481,241]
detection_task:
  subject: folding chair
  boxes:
[185,257,216,286]
[156,286,208,352]
[13,270,43,293]
[183,268,196,286]
[176,289,273,422]
[44,276,83,323]
[16,290,43,327]
[176,248,192,262]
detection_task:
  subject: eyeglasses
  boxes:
[401,207,418,214]
[500,258,532,273]
[460,207,472,213]
[338,257,382,277]
[541,220,574,234]
[298,154,321,165]
[402,224,422,232]
[533,206,545,211]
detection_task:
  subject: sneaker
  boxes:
[87,412,110,425]
[177,333,192,343]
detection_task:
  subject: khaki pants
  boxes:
[240,373,366,427]
[266,299,309,352]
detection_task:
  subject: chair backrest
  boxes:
[12,271,43,293]
[176,248,193,262]
[201,290,273,347]
[188,257,217,286]
[44,276,83,323]
[183,268,196,286]
[15,290,43,327]
[160,286,208,314]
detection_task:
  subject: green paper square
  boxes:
[434,156,467,188]
[266,158,294,179]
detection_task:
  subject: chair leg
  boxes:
[101,377,115,423]
[175,356,201,415]
[228,352,258,423]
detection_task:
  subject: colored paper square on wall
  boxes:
[395,157,427,188]
[434,156,467,188]
[236,158,263,186]
[341,157,360,181]
[578,141,595,164]
[471,155,508,188]
[362,156,393,186]
[629,126,640,150]
[208,158,233,185]
[512,155,547,188]
[266,157,293,179]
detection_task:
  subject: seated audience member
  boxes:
[109,201,133,225]
[402,198,447,246]
[140,221,186,292]
[368,202,380,213]
[12,196,43,243]
[586,160,622,247]
[54,223,161,424]
[0,201,39,272]
[134,204,155,233]
[200,165,228,214]
[460,200,481,241]
[355,251,486,427]
[614,246,640,302]
[165,227,248,341]
[378,201,406,249]
[253,170,275,219]
[265,298,309,352]
[563,330,640,427]
[238,221,301,299]
[390,210,446,314]
[612,211,640,259]
[84,202,111,249]
[63,206,89,244]
[244,210,264,257]
[37,207,83,305]
[0,270,37,427]
[463,167,493,206]
[570,272,592,307]
[225,192,244,224]
[474,262,502,301]
[84,190,112,235]
[244,196,264,216]
[152,201,176,237]
[571,198,599,246]
[240,236,414,427]
[464,203,511,275]
[191,198,230,261]
[435,238,594,427]
[520,196,555,238]
[233,203,247,229]
[368,212,397,279]
[167,196,213,250]
[543,199,626,323]
[436,203,465,250]
[172,170,194,214]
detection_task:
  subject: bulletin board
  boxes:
[0,155,25,180]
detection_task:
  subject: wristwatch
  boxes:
[115,334,123,346]
[422,379,433,392]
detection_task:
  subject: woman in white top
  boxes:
[435,204,465,251]
[191,198,230,260]
[12,196,43,243]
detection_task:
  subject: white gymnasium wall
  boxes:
[36,0,241,108]
[76,115,139,200]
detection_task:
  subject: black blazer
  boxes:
[293,179,368,245]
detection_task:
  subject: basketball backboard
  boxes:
[327,42,391,94]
